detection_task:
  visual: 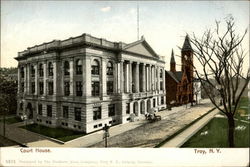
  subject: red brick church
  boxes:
[165,35,194,105]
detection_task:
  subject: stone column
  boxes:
[53,61,57,95]
[135,62,139,93]
[27,64,30,95]
[83,57,91,97]
[146,65,148,91]
[157,66,160,91]
[148,65,151,91]
[120,61,124,93]
[117,60,124,93]
[43,62,47,95]
[162,67,166,91]
[152,66,155,91]
[101,58,107,97]
[129,62,132,93]
[142,64,146,92]
[70,59,74,96]
[17,66,20,94]
[125,62,129,93]
[24,65,27,94]
[34,64,38,95]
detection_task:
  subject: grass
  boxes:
[21,124,85,142]
[0,116,23,124]
[182,97,249,148]
[154,108,215,148]
[181,117,249,147]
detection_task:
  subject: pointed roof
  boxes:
[166,71,183,83]
[182,35,193,51]
[170,49,175,64]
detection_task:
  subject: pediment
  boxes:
[123,40,159,58]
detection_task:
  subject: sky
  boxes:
[1,1,249,73]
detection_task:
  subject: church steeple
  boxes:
[170,49,176,72]
[182,35,193,52]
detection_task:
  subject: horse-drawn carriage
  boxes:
[145,109,161,122]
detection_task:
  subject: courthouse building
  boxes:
[15,34,166,133]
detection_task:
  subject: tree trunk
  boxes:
[227,115,235,147]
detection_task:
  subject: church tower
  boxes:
[181,35,193,82]
[170,49,176,72]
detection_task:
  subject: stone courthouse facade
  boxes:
[15,34,166,133]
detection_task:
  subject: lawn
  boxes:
[21,124,85,142]
[0,117,23,124]
[181,117,249,147]
[182,97,249,148]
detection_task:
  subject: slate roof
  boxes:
[166,71,183,83]
[182,35,193,51]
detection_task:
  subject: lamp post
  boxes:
[102,124,110,148]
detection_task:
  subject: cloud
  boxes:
[100,6,111,12]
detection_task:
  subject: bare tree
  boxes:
[189,16,249,147]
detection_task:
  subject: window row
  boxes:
[20,60,115,79]
[37,104,116,121]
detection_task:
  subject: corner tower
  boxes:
[181,35,193,82]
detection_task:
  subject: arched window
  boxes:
[64,61,70,75]
[48,62,53,76]
[76,59,82,75]
[91,59,99,75]
[160,69,163,78]
[107,61,113,75]
[39,64,43,77]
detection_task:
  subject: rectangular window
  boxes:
[47,105,52,117]
[31,66,35,78]
[31,82,35,94]
[63,106,69,119]
[48,82,53,95]
[74,107,81,121]
[153,99,156,107]
[161,96,164,104]
[93,107,101,120]
[64,82,70,96]
[107,81,113,95]
[160,81,163,90]
[108,104,115,117]
[92,81,100,96]
[38,104,43,115]
[21,68,24,78]
[91,66,99,75]
[21,82,24,92]
[76,81,82,96]
[39,66,44,77]
[126,103,130,114]
[39,82,44,95]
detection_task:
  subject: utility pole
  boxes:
[137,3,139,40]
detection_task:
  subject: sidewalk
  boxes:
[160,108,219,147]
[0,99,213,147]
